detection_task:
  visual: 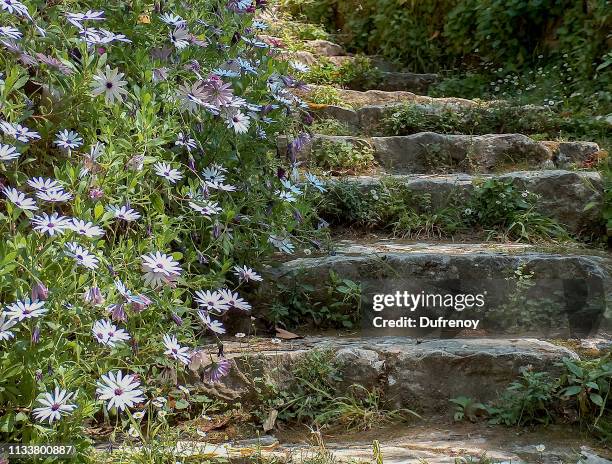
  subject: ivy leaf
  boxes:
[561,385,582,397]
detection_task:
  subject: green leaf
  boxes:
[94,203,104,219]
[562,385,582,397]
[590,393,604,407]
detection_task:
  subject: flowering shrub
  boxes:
[0,0,324,449]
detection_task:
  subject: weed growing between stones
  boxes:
[312,139,375,174]
[305,85,345,107]
[253,349,414,431]
[317,178,570,243]
[309,119,354,137]
[452,353,612,441]
[263,270,361,329]
[305,56,382,91]
[383,103,612,149]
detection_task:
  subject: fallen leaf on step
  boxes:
[263,409,278,432]
[275,327,302,339]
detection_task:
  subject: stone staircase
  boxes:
[253,12,611,462]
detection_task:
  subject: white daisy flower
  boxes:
[0,121,40,142]
[194,290,229,314]
[269,234,294,254]
[32,387,77,424]
[170,26,190,49]
[54,130,83,150]
[175,132,196,151]
[65,242,99,270]
[0,0,30,18]
[96,371,145,412]
[290,61,309,73]
[69,219,105,238]
[4,298,47,321]
[35,188,73,203]
[3,187,37,211]
[276,190,297,203]
[160,13,186,27]
[27,177,62,192]
[31,213,71,236]
[205,180,236,192]
[202,166,226,183]
[91,66,128,104]
[232,265,262,282]
[107,205,141,222]
[188,201,221,218]
[96,29,131,43]
[0,312,18,340]
[197,310,226,334]
[92,320,130,347]
[305,173,326,192]
[162,334,191,365]
[66,10,105,28]
[141,252,182,287]
[0,26,21,40]
[225,110,250,134]
[0,143,19,162]
[219,289,251,311]
[153,162,183,183]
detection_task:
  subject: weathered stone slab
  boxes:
[377,71,438,92]
[270,240,610,337]
[338,171,603,234]
[300,85,481,108]
[371,133,550,172]
[305,39,346,56]
[217,336,580,412]
[307,132,602,173]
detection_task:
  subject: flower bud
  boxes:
[31,282,49,301]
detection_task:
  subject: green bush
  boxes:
[0,0,323,451]
[281,0,611,110]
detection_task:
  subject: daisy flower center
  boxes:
[114,388,124,396]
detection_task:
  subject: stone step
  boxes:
[211,336,582,413]
[271,427,611,464]
[266,240,610,336]
[304,134,601,173]
[110,424,612,463]
[321,171,603,235]
[279,49,437,93]
[300,85,482,109]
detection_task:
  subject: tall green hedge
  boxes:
[282,0,611,78]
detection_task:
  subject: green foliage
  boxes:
[309,119,354,136]
[266,271,361,329]
[489,265,563,335]
[486,369,557,426]
[312,139,375,173]
[254,350,414,431]
[306,85,345,106]
[450,396,487,422]
[315,384,419,431]
[383,102,611,145]
[466,178,569,241]
[559,355,612,432]
[0,0,322,449]
[318,178,569,242]
[306,56,382,90]
[280,0,610,85]
[254,349,342,424]
[453,354,612,439]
